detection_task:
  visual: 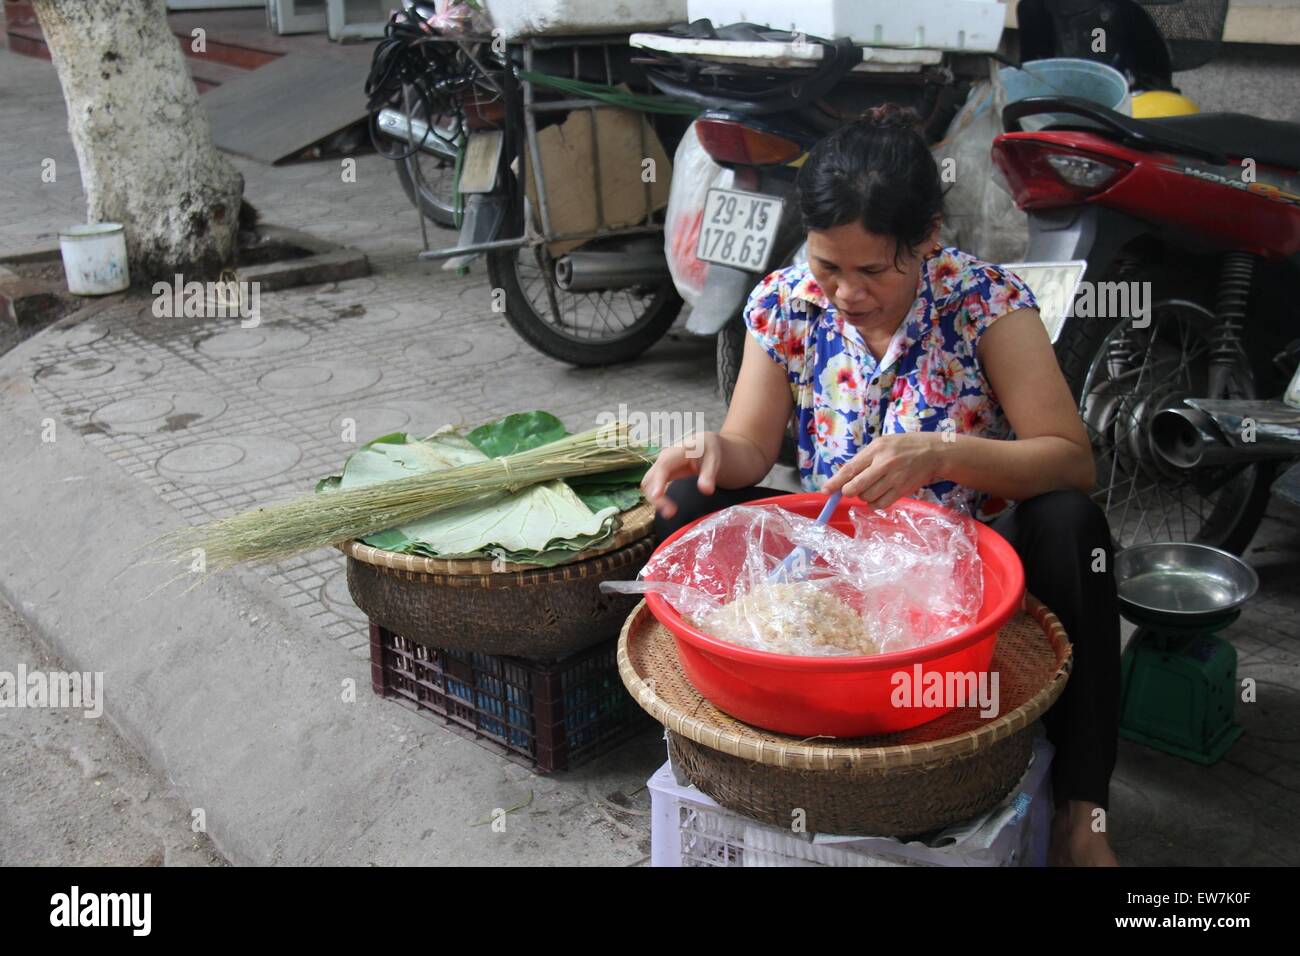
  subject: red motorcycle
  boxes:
[992,96,1300,553]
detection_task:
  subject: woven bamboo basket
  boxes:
[342,501,655,660]
[619,594,1073,837]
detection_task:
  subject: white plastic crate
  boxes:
[685,0,1007,53]
[649,729,1054,867]
[326,0,390,40]
[483,0,690,40]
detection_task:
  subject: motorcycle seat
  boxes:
[1139,112,1300,172]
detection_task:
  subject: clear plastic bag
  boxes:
[930,63,1028,264]
[662,123,731,307]
[845,505,984,655]
[605,503,982,657]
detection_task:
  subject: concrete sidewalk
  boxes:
[0,590,227,866]
[3,48,1299,866]
[0,49,721,866]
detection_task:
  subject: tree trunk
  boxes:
[33,0,243,283]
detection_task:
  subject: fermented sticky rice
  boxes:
[696,580,878,657]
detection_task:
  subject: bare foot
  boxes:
[1048,800,1120,866]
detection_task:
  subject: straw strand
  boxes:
[155,422,656,572]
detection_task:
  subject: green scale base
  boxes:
[1119,610,1243,765]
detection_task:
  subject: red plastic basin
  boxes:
[644,494,1025,737]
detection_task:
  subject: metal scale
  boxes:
[1114,542,1259,764]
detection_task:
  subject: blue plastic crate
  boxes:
[370,623,651,772]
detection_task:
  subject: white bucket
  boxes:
[59,222,130,295]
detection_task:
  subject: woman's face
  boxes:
[806,220,938,334]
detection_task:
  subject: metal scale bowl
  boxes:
[1115,543,1259,764]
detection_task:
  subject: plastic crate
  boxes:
[686,0,1006,53]
[649,730,1055,866]
[369,622,653,772]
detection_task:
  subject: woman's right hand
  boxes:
[641,432,724,519]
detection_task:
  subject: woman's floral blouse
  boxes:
[743,246,1038,521]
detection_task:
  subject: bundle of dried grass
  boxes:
[156,422,654,572]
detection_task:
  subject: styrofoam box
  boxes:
[686,0,1007,53]
[649,731,1054,867]
[483,0,689,40]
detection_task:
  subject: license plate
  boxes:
[457,131,503,194]
[697,188,782,272]
[1002,260,1087,343]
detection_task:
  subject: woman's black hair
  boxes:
[795,103,944,268]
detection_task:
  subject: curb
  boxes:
[0,321,656,866]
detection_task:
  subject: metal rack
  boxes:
[404,34,669,265]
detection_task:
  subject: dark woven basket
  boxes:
[619,595,1072,837]
[347,535,654,660]
[667,724,1034,838]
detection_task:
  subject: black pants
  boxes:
[655,479,1122,811]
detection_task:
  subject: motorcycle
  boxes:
[993,0,1300,553]
[367,2,692,366]
[637,20,981,406]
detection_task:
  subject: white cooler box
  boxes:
[685,0,1007,52]
[649,727,1054,867]
[483,0,689,39]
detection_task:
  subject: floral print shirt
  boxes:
[743,246,1038,521]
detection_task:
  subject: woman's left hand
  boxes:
[821,432,944,509]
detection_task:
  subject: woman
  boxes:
[641,105,1121,866]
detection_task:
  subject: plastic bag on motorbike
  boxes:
[931,63,1028,264]
[410,0,492,34]
[663,123,732,307]
[604,502,983,657]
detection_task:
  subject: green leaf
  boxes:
[566,464,651,491]
[575,486,643,512]
[364,527,412,551]
[315,431,416,493]
[320,414,643,562]
[363,431,414,448]
[338,430,484,491]
[465,410,568,458]
[366,479,618,558]
[459,411,649,511]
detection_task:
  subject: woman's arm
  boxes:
[937,307,1095,498]
[714,334,794,488]
[641,333,792,513]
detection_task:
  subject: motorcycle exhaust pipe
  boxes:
[553,250,670,292]
[1152,409,1247,469]
[375,109,458,158]
[1153,400,1300,469]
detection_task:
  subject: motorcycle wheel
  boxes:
[1059,278,1274,554]
[486,241,683,367]
[391,111,461,228]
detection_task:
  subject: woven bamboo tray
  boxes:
[343,501,655,660]
[618,594,1073,837]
